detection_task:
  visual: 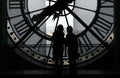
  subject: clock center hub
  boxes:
[48,0,75,16]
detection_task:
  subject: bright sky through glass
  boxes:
[28,0,97,35]
[45,1,73,36]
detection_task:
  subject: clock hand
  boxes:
[17,0,62,48]
[14,0,53,48]
[8,8,45,19]
[14,0,76,48]
[31,0,75,32]
[66,7,110,49]
[32,0,75,20]
[13,10,50,49]
[32,6,54,22]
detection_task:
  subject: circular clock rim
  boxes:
[6,0,114,69]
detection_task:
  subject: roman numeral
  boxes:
[99,12,113,17]
[101,0,114,4]
[78,34,93,53]
[14,19,29,36]
[101,5,113,8]
[9,0,25,9]
[93,16,112,39]
[33,38,43,52]
[93,0,114,39]
[47,42,53,61]
[99,0,114,17]
[78,38,84,54]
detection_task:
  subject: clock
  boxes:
[7,0,114,69]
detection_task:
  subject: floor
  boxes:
[0,69,120,78]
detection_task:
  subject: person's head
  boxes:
[67,26,73,34]
[57,24,64,32]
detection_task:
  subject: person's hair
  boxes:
[67,26,73,33]
[57,24,64,31]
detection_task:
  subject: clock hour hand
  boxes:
[15,0,75,48]
[32,6,54,22]
[32,0,75,21]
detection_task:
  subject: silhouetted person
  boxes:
[65,26,78,74]
[52,24,64,74]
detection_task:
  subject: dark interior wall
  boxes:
[0,0,7,69]
[0,0,120,71]
[114,0,120,70]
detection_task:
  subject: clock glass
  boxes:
[7,0,114,68]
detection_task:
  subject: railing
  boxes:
[0,43,115,58]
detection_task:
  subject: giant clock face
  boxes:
[7,0,114,69]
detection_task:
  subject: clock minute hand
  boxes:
[14,0,54,49]
[13,10,50,49]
